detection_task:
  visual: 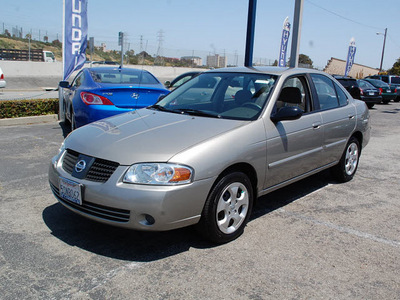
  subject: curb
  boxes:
[0,114,59,126]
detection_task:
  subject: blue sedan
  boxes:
[59,67,169,129]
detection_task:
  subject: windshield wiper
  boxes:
[148,104,179,114]
[176,108,221,118]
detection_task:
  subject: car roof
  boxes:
[205,66,327,77]
[86,66,149,73]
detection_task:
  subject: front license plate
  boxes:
[59,177,83,205]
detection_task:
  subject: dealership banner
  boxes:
[344,38,356,77]
[278,17,291,67]
[63,0,88,80]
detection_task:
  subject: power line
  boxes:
[305,0,383,31]
[387,33,400,49]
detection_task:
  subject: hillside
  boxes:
[0,35,201,67]
[0,36,63,61]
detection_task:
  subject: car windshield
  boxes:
[151,72,277,121]
[90,68,159,85]
[337,79,357,88]
[368,79,389,88]
[358,80,375,89]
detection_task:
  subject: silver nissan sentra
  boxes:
[49,67,371,243]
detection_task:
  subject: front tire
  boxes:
[196,172,253,244]
[331,137,360,182]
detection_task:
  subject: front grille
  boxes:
[50,181,130,223]
[62,149,119,183]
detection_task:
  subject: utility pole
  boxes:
[118,31,124,67]
[377,28,387,73]
[155,30,164,65]
[289,0,304,68]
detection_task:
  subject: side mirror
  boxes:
[59,81,70,88]
[164,81,171,88]
[271,106,303,123]
[157,94,167,102]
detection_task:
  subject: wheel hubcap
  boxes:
[345,142,359,175]
[216,182,249,234]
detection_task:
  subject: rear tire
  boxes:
[331,137,360,182]
[366,103,374,109]
[196,172,253,244]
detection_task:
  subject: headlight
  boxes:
[53,141,66,168]
[123,163,193,185]
[58,141,66,156]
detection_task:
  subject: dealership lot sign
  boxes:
[63,0,88,80]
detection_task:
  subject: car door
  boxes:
[310,74,356,166]
[64,71,85,120]
[265,75,324,188]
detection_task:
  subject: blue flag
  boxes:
[63,0,88,80]
[278,17,290,67]
[344,38,356,77]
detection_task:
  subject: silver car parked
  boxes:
[49,67,371,243]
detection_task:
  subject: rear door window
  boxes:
[334,82,348,106]
[311,74,340,110]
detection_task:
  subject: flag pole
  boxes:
[59,0,66,121]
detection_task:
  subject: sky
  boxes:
[1,0,399,70]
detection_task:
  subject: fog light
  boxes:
[144,214,155,225]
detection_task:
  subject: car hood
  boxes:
[65,108,247,165]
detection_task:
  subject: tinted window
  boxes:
[391,76,400,84]
[381,76,389,83]
[311,74,339,110]
[90,69,159,84]
[171,75,193,88]
[358,80,375,89]
[367,79,388,88]
[337,79,357,89]
[334,82,348,106]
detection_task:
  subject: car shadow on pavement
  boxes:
[59,121,72,138]
[42,202,213,262]
[42,169,335,262]
[251,169,332,220]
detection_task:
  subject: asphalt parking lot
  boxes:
[1,102,399,299]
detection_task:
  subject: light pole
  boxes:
[377,28,387,73]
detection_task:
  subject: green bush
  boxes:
[0,98,59,119]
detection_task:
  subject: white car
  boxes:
[0,67,6,88]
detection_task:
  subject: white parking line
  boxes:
[277,208,400,248]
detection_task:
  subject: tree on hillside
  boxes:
[298,54,313,68]
[388,58,400,75]
[51,39,62,48]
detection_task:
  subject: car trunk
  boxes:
[93,86,168,109]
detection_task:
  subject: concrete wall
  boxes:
[323,57,379,78]
[0,61,206,90]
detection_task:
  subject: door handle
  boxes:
[348,114,355,119]
[312,122,321,129]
